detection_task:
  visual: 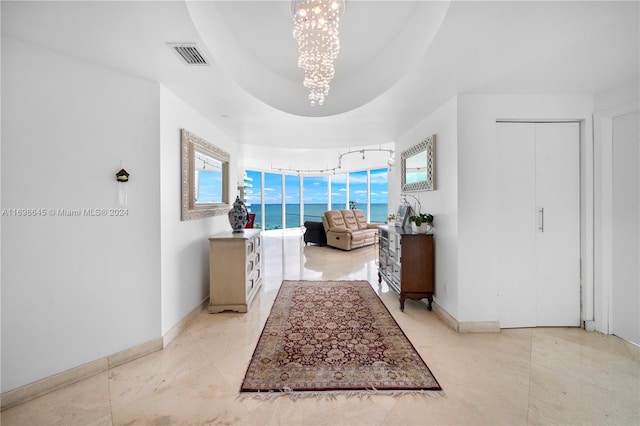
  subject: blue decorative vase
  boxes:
[228,196,248,232]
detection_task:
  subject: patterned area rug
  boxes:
[240,280,442,399]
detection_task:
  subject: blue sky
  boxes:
[245,169,388,205]
[197,170,222,203]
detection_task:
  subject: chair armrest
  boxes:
[366,223,382,229]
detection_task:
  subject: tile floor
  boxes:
[2,230,639,425]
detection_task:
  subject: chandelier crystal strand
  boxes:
[292,0,343,106]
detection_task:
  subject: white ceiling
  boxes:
[2,1,638,149]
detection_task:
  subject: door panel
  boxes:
[496,123,537,327]
[535,123,581,326]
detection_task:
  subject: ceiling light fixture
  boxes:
[291,0,344,106]
[270,147,395,175]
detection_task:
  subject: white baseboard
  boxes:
[1,297,210,411]
[108,339,164,369]
[458,321,500,333]
[433,302,500,333]
[432,301,459,330]
[0,338,162,411]
[163,297,209,347]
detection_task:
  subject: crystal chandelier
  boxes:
[291,0,344,106]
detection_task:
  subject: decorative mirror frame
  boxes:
[401,134,435,192]
[181,129,230,221]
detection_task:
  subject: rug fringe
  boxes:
[238,389,445,402]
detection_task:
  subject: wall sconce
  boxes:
[116,168,130,206]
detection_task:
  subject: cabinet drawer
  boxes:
[246,268,261,294]
[246,277,255,295]
[247,236,262,257]
[387,249,397,261]
[385,264,394,277]
[379,253,388,269]
[247,251,260,273]
[389,233,398,251]
[392,263,401,282]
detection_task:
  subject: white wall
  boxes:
[594,80,639,112]
[611,110,639,344]
[391,97,459,318]
[159,87,239,335]
[1,38,162,392]
[593,81,640,336]
[456,94,594,323]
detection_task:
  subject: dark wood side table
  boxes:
[377,225,434,311]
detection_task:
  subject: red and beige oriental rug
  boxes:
[240,280,442,399]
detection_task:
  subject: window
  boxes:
[349,170,368,217]
[285,174,300,228]
[370,168,389,223]
[245,167,388,229]
[331,173,347,210]
[245,170,262,228]
[303,176,329,222]
[264,172,283,230]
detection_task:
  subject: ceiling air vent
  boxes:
[168,43,209,66]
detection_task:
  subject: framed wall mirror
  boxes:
[181,129,230,221]
[401,135,435,192]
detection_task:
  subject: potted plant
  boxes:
[409,213,433,233]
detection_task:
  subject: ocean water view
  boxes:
[248,203,389,230]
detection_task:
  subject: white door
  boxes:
[496,123,537,327]
[535,123,581,326]
[497,122,581,328]
[612,111,640,345]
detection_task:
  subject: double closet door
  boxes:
[496,122,580,328]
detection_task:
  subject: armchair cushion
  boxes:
[341,210,360,232]
[352,209,370,230]
[328,226,351,233]
[324,210,346,228]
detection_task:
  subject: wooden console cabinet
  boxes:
[208,229,262,313]
[377,225,434,311]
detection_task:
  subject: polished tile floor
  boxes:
[3,230,639,425]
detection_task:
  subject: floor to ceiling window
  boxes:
[245,168,388,230]
[370,168,389,223]
[244,170,262,228]
[303,176,329,222]
[331,173,347,211]
[348,170,368,218]
[264,172,283,230]
[285,174,300,228]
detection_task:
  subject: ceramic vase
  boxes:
[418,223,432,234]
[413,222,432,234]
[228,196,248,232]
